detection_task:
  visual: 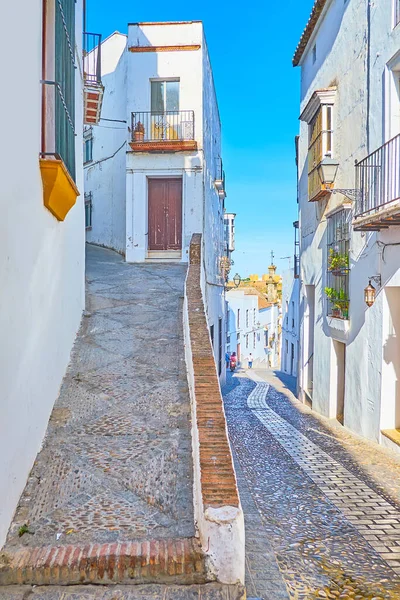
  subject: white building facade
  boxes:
[226,289,280,369]
[294,0,400,448]
[0,0,96,546]
[281,268,300,378]
[84,21,229,382]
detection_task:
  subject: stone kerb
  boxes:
[183,234,245,585]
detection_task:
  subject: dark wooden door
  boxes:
[148,178,182,251]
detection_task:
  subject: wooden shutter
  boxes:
[55,0,76,180]
[308,109,324,201]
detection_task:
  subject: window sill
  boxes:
[40,158,80,221]
[327,316,350,333]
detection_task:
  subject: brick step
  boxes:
[0,583,247,600]
[0,537,209,586]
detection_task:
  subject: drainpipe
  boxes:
[366,0,371,153]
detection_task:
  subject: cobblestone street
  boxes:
[223,370,400,600]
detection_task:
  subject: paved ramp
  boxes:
[0,245,202,585]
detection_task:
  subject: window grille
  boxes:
[55,0,76,179]
[326,209,351,319]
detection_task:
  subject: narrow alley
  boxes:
[223,371,400,600]
[0,246,232,597]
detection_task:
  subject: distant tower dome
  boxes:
[268,264,277,276]
[249,274,259,282]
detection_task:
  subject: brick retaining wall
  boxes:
[184,234,245,584]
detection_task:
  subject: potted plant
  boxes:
[324,287,341,318]
[328,249,349,275]
[133,121,145,142]
[336,288,350,319]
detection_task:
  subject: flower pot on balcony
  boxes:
[331,307,341,318]
[133,122,145,142]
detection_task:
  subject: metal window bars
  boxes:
[85,192,93,229]
[41,80,76,180]
[83,32,102,86]
[326,209,351,319]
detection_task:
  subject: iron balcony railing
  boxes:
[355,133,400,217]
[131,111,195,143]
[83,32,102,85]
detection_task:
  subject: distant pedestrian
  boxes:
[225,351,230,369]
[248,353,253,369]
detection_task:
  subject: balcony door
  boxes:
[150,80,180,140]
[148,178,182,252]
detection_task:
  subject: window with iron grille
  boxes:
[85,192,92,229]
[55,0,76,179]
[325,209,350,319]
[246,310,249,328]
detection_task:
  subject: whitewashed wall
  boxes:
[281,269,300,377]
[0,0,84,547]
[296,0,400,444]
[85,34,127,254]
[226,291,280,368]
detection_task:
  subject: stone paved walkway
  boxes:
[223,370,400,600]
[4,245,194,550]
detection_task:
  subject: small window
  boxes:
[253,332,256,349]
[237,309,240,328]
[312,44,317,64]
[291,301,295,329]
[210,324,214,347]
[253,308,256,325]
[85,192,92,229]
[246,334,249,349]
[246,310,249,328]
[84,132,93,164]
[264,329,269,347]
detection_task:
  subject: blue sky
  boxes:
[87,0,313,278]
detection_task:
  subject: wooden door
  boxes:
[148,178,182,251]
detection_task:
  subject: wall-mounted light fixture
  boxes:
[364,275,381,307]
[317,156,339,189]
[233,273,241,288]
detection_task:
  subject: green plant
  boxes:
[328,248,349,272]
[18,524,33,538]
[324,287,337,301]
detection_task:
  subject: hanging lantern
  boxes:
[364,280,376,307]
[233,273,241,288]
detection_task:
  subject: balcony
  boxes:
[83,32,104,125]
[215,157,227,200]
[129,111,197,153]
[354,134,400,231]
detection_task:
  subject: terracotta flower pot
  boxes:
[134,131,144,142]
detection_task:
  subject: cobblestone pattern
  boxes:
[2,245,195,556]
[223,374,400,599]
[249,383,400,574]
[0,583,246,600]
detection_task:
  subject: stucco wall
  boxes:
[226,291,279,368]
[281,269,300,377]
[0,0,84,547]
[85,34,127,254]
[297,0,400,442]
